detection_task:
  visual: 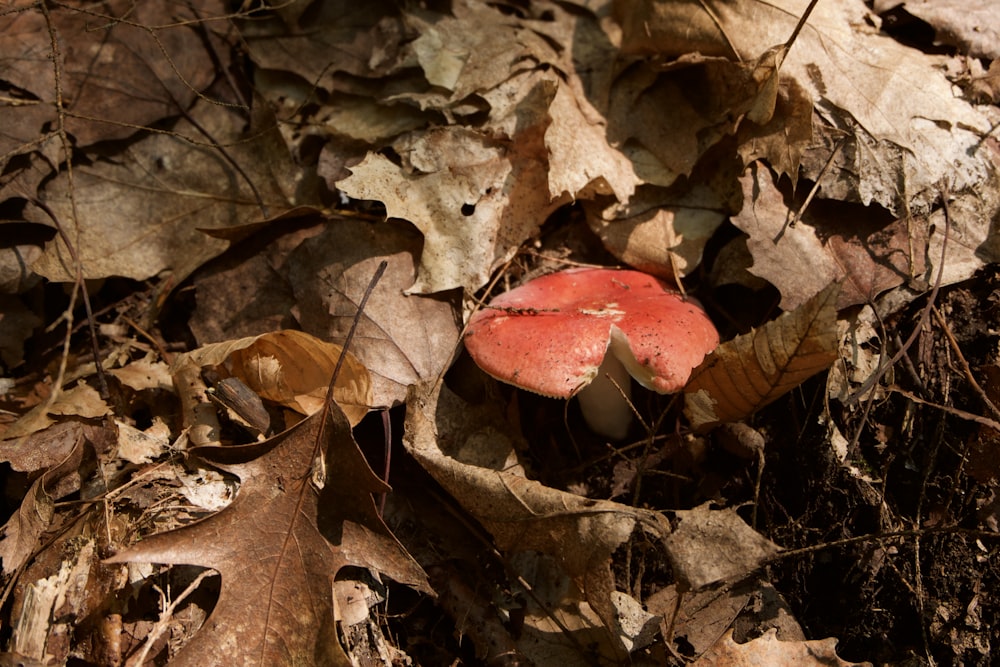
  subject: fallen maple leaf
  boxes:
[105,405,429,666]
[685,283,840,430]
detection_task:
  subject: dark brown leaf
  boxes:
[106,406,429,666]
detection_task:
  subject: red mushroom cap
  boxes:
[464,268,719,397]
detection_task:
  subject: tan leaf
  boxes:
[105,406,430,667]
[546,82,640,203]
[692,628,871,667]
[874,0,1000,59]
[107,358,173,393]
[684,283,840,429]
[337,119,557,294]
[288,220,462,409]
[617,0,993,215]
[31,98,302,284]
[731,162,925,310]
[1,384,110,442]
[664,504,782,591]
[585,185,728,280]
[179,330,372,426]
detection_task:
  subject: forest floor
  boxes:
[1,1,1000,665]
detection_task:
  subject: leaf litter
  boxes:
[1,0,999,664]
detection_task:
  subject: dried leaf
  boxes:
[0,433,85,575]
[585,185,728,279]
[685,283,840,430]
[1,1,224,147]
[731,162,926,310]
[1,384,110,442]
[0,477,54,576]
[31,98,303,284]
[692,628,871,667]
[242,0,407,84]
[617,0,994,215]
[546,83,640,203]
[663,504,781,591]
[404,381,662,663]
[876,0,1000,59]
[179,329,372,426]
[288,220,461,408]
[106,358,173,393]
[105,406,429,667]
[337,121,556,294]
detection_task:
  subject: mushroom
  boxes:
[464,268,719,439]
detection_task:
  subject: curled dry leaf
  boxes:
[685,283,840,430]
[404,381,662,663]
[177,329,372,426]
[0,432,85,576]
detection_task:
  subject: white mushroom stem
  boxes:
[576,354,634,440]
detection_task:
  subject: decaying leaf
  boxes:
[406,381,787,661]
[337,119,557,295]
[617,0,994,216]
[106,405,429,667]
[664,504,781,591]
[0,432,85,575]
[106,357,173,393]
[405,381,658,663]
[685,283,840,430]
[31,97,304,284]
[288,220,461,408]
[8,537,103,664]
[1,383,110,442]
[874,0,1000,59]
[732,162,926,311]
[692,628,871,667]
[546,82,640,203]
[585,185,728,280]
[178,330,372,426]
[1,0,225,148]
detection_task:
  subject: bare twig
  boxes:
[38,2,109,400]
[125,569,217,667]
